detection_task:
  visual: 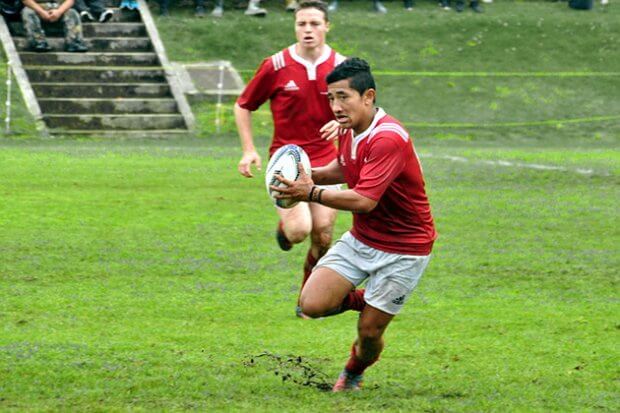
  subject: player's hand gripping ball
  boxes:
[265,144,312,209]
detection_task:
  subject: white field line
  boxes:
[422,154,611,176]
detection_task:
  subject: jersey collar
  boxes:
[350,108,386,160]
[288,44,332,81]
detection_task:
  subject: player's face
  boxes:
[294,8,329,51]
[327,79,376,134]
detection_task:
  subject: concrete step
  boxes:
[14,37,152,52]
[20,52,159,66]
[31,82,173,98]
[39,98,178,114]
[47,129,191,137]
[26,67,166,83]
[43,114,187,130]
[8,22,147,38]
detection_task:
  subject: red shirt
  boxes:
[237,44,345,167]
[338,108,437,255]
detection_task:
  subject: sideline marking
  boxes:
[404,115,620,128]
[238,70,620,77]
[422,154,610,176]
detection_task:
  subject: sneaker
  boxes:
[195,5,206,17]
[373,0,387,13]
[332,370,363,392]
[601,0,608,4]
[470,1,483,12]
[276,220,292,251]
[455,0,465,11]
[99,9,114,22]
[80,10,95,21]
[32,40,52,52]
[65,40,88,52]
[285,0,298,11]
[244,2,267,16]
[211,5,223,16]
[327,0,338,11]
[440,0,450,9]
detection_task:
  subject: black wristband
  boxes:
[317,188,325,204]
[308,186,317,202]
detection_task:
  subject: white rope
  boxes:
[5,58,12,134]
[215,63,225,134]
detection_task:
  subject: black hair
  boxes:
[295,0,329,22]
[326,57,376,98]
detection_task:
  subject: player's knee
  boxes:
[357,321,386,342]
[299,295,330,318]
[287,226,310,244]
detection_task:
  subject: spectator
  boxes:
[73,0,113,22]
[21,0,88,52]
[328,0,388,14]
[119,0,137,10]
[0,0,23,20]
[455,0,482,12]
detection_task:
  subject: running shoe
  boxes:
[332,370,363,392]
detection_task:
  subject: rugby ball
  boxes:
[265,144,312,209]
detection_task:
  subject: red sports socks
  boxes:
[341,289,366,312]
[344,342,379,376]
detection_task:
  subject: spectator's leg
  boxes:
[373,0,387,13]
[245,0,267,16]
[88,0,107,17]
[195,0,206,17]
[158,0,170,15]
[212,0,224,17]
[327,0,338,12]
[21,7,51,51]
[63,9,88,52]
[404,0,414,9]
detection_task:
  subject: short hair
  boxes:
[295,0,329,22]
[326,58,376,97]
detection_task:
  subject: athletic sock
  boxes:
[344,342,378,376]
[301,249,318,288]
[340,289,366,312]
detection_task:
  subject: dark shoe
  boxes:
[455,0,465,11]
[32,40,52,52]
[65,40,88,52]
[160,6,169,16]
[80,10,95,21]
[276,220,292,251]
[470,1,483,12]
[99,9,114,22]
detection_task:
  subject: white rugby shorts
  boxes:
[315,231,431,315]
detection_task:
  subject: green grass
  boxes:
[0,139,617,411]
[1,1,619,411]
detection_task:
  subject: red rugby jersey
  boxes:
[237,45,345,167]
[337,108,437,255]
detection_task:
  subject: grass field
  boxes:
[1,1,619,411]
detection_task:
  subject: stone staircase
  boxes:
[0,0,194,136]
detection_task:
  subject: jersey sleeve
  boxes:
[353,135,406,202]
[236,58,276,112]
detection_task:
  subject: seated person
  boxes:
[73,0,113,22]
[21,0,88,52]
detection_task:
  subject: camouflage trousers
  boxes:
[21,5,84,46]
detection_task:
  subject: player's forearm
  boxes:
[234,103,256,153]
[312,159,345,185]
[310,188,377,214]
